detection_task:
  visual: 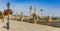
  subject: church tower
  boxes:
[30,6,32,16]
[34,6,38,21]
[34,6,37,15]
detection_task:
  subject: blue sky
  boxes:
[0,0,60,17]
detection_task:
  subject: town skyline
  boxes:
[0,0,60,17]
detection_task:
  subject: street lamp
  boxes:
[40,9,43,18]
[6,2,10,30]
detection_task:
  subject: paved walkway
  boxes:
[0,19,60,31]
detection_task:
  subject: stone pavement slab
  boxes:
[0,19,60,31]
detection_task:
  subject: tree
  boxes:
[0,11,3,19]
[0,11,2,16]
[3,9,13,16]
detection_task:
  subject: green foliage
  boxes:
[39,17,49,21]
[0,11,2,16]
[51,17,57,20]
[39,17,58,20]
[27,18,34,23]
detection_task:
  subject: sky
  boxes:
[0,0,60,17]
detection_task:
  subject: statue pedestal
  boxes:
[21,17,24,22]
[34,18,37,24]
[49,19,52,21]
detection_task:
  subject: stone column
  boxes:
[49,16,52,21]
[2,15,4,22]
[2,18,4,22]
[21,11,24,22]
[15,13,18,20]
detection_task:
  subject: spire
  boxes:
[30,6,32,16]
[34,6,37,15]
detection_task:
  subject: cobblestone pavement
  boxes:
[0,19,60,31]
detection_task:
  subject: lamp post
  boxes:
[6,2,10,30]
[40,9,43,18]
